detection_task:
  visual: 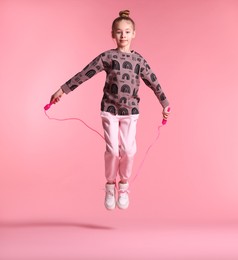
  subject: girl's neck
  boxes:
[116,47,132,53]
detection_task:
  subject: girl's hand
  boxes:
[162,106,171,120]
[50,88,64,104]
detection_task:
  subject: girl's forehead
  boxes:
[114,20,134,30]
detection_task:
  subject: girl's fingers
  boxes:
[50,95,61,104]
[163,106,171,119]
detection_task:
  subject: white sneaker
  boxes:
[117,182,129,210]
[105,183,116,210]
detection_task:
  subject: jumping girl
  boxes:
[49,10,170,210]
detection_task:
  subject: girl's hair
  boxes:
[112,10,135,32]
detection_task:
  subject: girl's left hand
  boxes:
[162,106,171,120]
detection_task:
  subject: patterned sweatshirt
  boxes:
[61,49,169,116]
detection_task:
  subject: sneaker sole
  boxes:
[117,201,129,210]
[105,201,116,210]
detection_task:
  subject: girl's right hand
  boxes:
[50,88,64,104]
[162,106,171,119]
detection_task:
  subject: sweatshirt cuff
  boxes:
[161,99,170,109]
[61,84,71,94]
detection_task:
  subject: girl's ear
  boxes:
[111,30,115,38]
[133,30,136,38]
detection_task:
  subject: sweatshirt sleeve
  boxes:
[61,53,105,94]
[140,58,169,109]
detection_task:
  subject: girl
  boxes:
[49,10,170,210]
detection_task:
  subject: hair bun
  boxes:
[119,10,130,18]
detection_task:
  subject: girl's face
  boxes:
[112,20,136,52]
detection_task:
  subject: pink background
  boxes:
[1,0,238,227]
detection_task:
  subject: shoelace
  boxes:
[118,188,130,197]
[106,190,114,197]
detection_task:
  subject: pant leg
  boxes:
[101,112,120,183]
[118,114,139,181]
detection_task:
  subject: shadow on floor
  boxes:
[0,221,114,230]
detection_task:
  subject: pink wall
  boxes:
[1,0,238,224]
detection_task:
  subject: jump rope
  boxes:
[44,101,170,186]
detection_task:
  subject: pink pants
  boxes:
[101,111,139,183]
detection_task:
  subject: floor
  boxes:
[1,219,238,260]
